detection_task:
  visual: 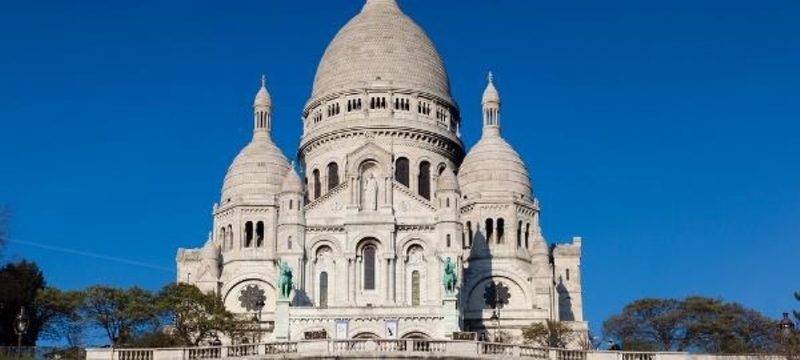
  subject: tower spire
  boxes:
[254,75,272,134]
[481,71,501,135]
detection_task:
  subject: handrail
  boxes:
[89,340,788,360]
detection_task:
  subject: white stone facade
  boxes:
[176,0,585,342]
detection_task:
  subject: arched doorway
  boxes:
[353,332,381,339]
[401,332,430,339]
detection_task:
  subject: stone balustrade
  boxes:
[85,340,784,360]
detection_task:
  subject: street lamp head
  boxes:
[14,307,29,335]
[489,310,499,322]
[779,312,795,335]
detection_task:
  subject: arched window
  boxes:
[395,157,409,187]
[497,218,505,244]
[313,169,321,200]
[411,270,420,306]
[418,161,430,199]
[303,177,309,204]
[446,234,451,248]
[227,224,233,250]
[288,236,293,250]
[245,221,253,247]
[218,227,226,249]
[566,269,570,281]
[319,272,329,308]
[289,199,293,210]
[446,197,450,208]
[517,221,523,248]
[467,221,473,248]
[363,245,376,290]
[486,219,493,245]
[525,223,531,249]
[256,221,264,247]
[327,162,339,189]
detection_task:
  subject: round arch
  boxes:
[352,233,385,253]
[352,332,381,339]
[401,331,431,339]
[463,273,531,311]
[221,275,276,302]
[308,236,343,257]
[397,234,432,255]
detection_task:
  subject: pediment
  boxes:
[346,139,392,176]
[305,182,351,218]
[393,183,436,216]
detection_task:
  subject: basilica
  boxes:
[177,0,585,342]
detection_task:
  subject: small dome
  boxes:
[310,0,452,103]
[458,132,531,199]
[254,76,271,107]
[436,167,459,192]
[482,73,500,104]
[221,132,291,202]
[281,166,303,193]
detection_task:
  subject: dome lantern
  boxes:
[254,75,272,133]
[482,72,501,134]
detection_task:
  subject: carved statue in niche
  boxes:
[316,246,333,263]
[407,245,424,264]
[363,170,379,211]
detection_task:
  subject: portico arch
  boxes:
[353,332,381,339]
[401,331,430,339]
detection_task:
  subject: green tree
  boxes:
[522,319,576,348]
[795,291,800,324]
[156,283,235,346]
[0,260,46,346]
[603,298,685,351]
[33,287,85,347]
[0,207,8,255]
[603,296,779,353]
[81,285,157,345]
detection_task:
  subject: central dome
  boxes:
[310,0,452,102]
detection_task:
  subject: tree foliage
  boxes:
[603,296,779,353]
[522,319,576,348]
[156,282,235,346]
[81,285,158,345]
[33,287,85,346]
[795,292,800,325]
[0,207,8,255]
[0,260,46,346]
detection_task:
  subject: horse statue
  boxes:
[278,260,293,299]
[442,257,457,296]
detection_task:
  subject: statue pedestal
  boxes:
[442,295,459,338]
[272,299,290,341]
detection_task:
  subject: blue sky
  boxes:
[1,0,798,339]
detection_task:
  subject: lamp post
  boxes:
[779,312,795,341]
[489,310,500,343]
[252,299,265,343]
[483,281,509,343]
[14,307,30,359]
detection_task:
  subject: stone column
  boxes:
[346,256,354,305]
[385,258,391,301]
[389,258,396,303]
[399,256,407,305]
